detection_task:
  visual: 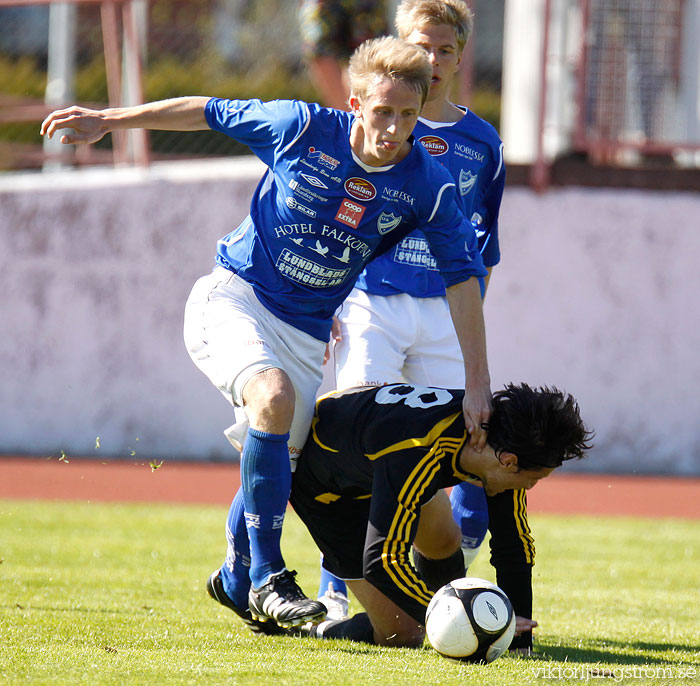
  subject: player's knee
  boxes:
[243,370,296,431]
[436,525,462,558]
[415,521,461,559]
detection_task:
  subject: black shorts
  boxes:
[290,456,370,580]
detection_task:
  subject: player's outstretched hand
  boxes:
[462,380,492,452]
[514,616,538,636]
[41,106,109,145]
[511,616,538,656]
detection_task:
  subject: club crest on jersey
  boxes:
[300,172,328,189]
[307,146,340,170]
[335,198,366,228]
[344,177,377,201]
[377,211,401,235]
[459,169,477,195]
[418,135,448,156]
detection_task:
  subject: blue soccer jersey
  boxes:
[204,98,486,341]
[354,107,505,298]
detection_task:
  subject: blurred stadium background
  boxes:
[0,0,699,475]
[2,0,698,176]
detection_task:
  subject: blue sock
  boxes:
[318,561,347,598]
[219,487,252,609]
[240,428,291,588]
[450,481,489,567]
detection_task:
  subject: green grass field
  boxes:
[1,499,698,685]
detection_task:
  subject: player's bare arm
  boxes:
[40,96,211,145]
[445,278,491,451]
[482,266,494,299]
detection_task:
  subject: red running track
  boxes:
[1,457,699,519]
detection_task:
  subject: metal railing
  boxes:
[0,0,509,172]
[0,0,148,168]
[532,0,700,189]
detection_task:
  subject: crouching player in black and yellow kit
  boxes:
[290,382,593,648]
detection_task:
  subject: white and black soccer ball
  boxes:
[425,577,516,663]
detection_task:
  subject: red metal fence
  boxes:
[0,0,148,167]
[1,0,506,172]
[575,0,687,161]
[1,0,698,185]
[533,0,699,188]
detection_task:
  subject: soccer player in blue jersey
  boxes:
[41,36,493,631]
[321,0,515,643]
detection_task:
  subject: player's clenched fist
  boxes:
[41,106,109,145]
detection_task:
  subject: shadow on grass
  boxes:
[533,637,700,667]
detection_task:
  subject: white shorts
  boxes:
[334,287,465,390]
[183,267,326,465]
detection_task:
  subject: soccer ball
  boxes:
[425,577,516,663]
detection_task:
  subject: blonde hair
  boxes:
[347,36,432,107]
[395,0,474,53]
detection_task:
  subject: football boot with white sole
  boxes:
[248,569,327,629]
[207,570,287,635]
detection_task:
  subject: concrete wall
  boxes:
[487,186,700,476]
[1,160,698,475]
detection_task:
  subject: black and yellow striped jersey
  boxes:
[296,384,534,627]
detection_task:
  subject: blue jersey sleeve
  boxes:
[205,97,309,168]
[473,142,505,268]
[419,179,487,289]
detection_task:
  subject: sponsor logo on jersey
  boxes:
[382,187,415,206]
[418,135,449,156]
[300,158,341,184]
[309,239,330,257]
[289,178,328,204]
[393,236,439,270]
[273,222,316,239]
[285,195,317,218]
[300,172,328,189]
[307,146,340,170]
[321,225,371,258]
[459,169,477,195]
[454,143,485,163]
[276,248,350,288]
[299,158,320,173]
[377,211,401,235]
[335,198,366,228]
[344,177,377,201]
